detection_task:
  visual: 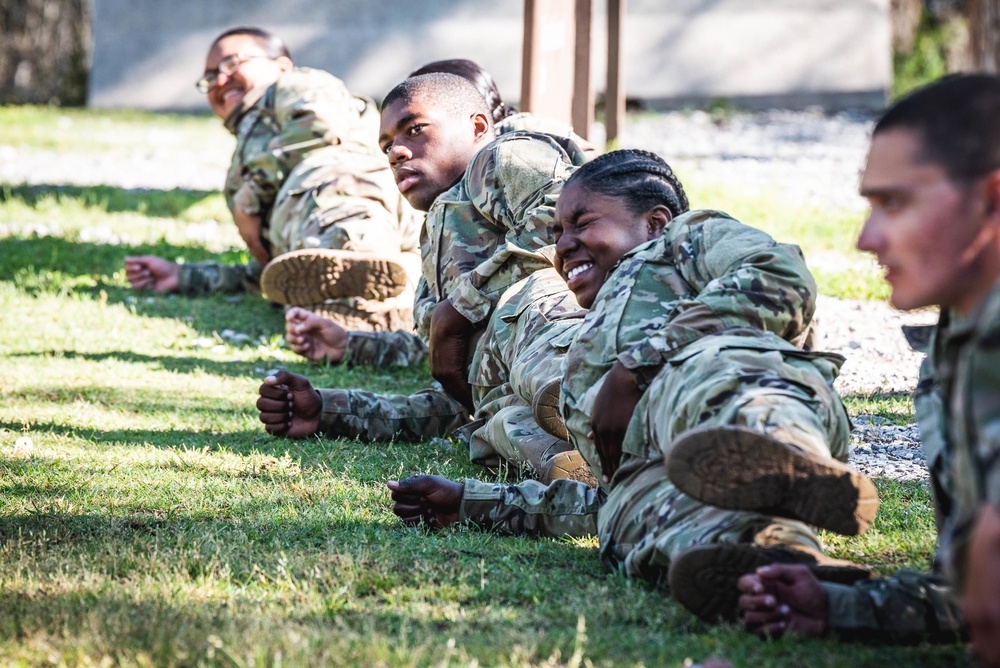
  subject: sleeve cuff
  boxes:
[448,278,494,326]
[821,581,880,634]
[616,340,667,390]
[459,478,506,528]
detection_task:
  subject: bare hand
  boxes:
[233,209,271,266]
[590,361,643,482]
[387,475,463,529]
[285,307,349,363]
[256,369,322,438]
[963,503,1000,668]
[124,256,181,293]
[738,564,828,638]
[429,300,475,411]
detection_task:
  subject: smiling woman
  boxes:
[553,150,690,308]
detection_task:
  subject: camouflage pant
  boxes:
[317,270,585,473]
[595,333,851,588]
[268,145,423,332]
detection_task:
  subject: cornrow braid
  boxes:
[566,149,689,218]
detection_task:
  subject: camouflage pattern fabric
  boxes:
[460,211,848,574]
[341,117,595,367]
[342,330,428,368]
[316,387,467,443]
[467,268,585,468]
[816,281,1000,643]
[415,131,587,338]
[178,67,421,331]
[314,133,587,445]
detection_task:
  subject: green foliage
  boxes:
[0,106,968,666]
[893,9,958,100]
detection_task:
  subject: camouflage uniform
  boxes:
[176,67,421,330]
[337,119,594,369]
[467,268,585,468]
[814,283,1000,643]
[460,210,851,582]
[315,132,587,448]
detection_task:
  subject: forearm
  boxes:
[344,330,428,368]
[460,478,602,538]
[822,570,965,644]
[177,261,260,295]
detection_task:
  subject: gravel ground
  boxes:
[1,108,933,482]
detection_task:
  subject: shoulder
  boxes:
[272,67,351,106]
[465,131,576,215]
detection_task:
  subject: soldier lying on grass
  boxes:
[257,72,594,482]
[687,74,1000,668]
[386,149,878,601]
[125,26,419,331]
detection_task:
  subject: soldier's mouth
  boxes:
[395,169,420,193]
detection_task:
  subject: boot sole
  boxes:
[668,543,870,623]
[261,249,407,306]
[541,450,597,487]
[666,425,879,535]
[532,378,570,442]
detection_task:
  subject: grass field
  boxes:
[0,108,968,666]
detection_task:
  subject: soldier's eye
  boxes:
[407,124,425,137]
[380,141,392,155]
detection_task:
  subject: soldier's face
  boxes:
[203,35,290,120]
[554,181,669,308]
[857,128,1000,315]
[379,95,491,211]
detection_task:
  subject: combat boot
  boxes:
[260,248,407,306]
[531,377,570,442]
[667,542,870,623]
[665,425,879,536]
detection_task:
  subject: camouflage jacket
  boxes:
[820,282,1000,643]
[339,124,590,367]
[460,210,818,534]
[178,67,381,294]
[414,130,587,339]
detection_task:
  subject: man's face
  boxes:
[378,96,489,212]
[203,35,288,120]
[857,128,994,314]
[554,181,667,309]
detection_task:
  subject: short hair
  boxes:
[382,73,493,127]
[410,59,513,125]
[564,149,689,218]
[874,74,1000,182]
[211,26,292,60]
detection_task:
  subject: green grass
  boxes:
[0,108,969,666]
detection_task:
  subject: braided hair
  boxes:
[565,149,689,218]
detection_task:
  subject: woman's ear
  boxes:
[645,205,672,239]
[276,56,294,74]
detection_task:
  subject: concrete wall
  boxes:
[89,0,890,111]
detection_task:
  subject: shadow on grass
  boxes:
[0,183,219,218]
[0,417,469,480]
[9,349,283,378]
[3,235,287,338]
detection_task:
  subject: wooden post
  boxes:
[606,0,625,147]
[572,0,593,140]
[520,0,576,124]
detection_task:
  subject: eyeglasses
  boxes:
[195,53,268,93]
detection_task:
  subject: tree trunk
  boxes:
[0,0,90,105]
[969,0,1000,72]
